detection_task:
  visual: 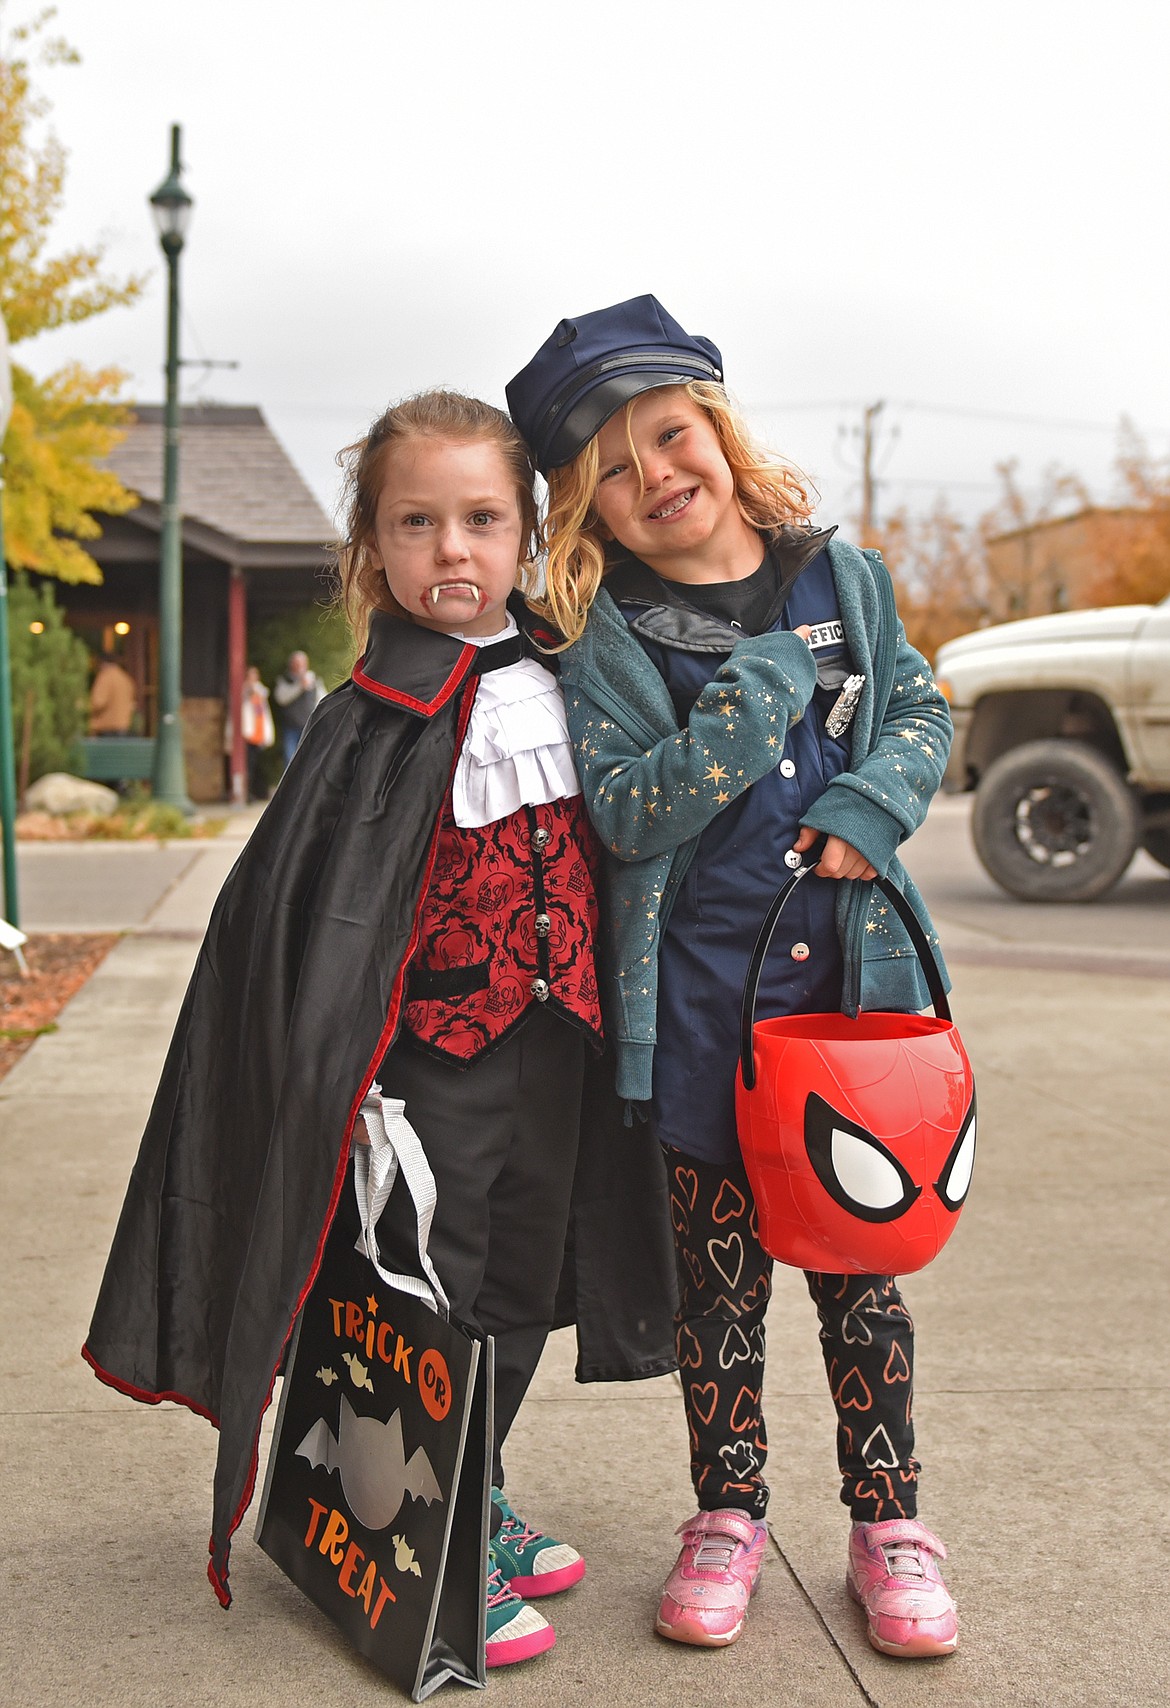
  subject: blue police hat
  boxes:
[506,294,723,473]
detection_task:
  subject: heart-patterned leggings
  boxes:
[664,1146,920,1523]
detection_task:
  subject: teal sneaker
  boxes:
[491,1487,586,1597]
[485,1561,555,1667]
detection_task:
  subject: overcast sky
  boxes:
[14,0,1170,535]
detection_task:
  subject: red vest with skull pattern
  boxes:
[403,793,603,1062]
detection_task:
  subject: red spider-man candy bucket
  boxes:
[735,864,975,1276]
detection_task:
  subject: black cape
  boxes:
[83,603,677,1605]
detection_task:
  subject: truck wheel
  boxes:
[1142,829,1170,871]
[972,740,1141,902]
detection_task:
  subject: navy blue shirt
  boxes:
[617,547,855,1164]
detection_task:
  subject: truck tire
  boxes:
[1142,829,1170,871]
[972,739,1141,902]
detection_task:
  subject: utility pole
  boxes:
[860,400,886,539]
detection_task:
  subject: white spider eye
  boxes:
[804,1093,921,1223]
[831,1128,909,1210]
[935,1101,976,1212]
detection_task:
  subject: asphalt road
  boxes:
[11,794,1168,968]
[902,795,1169,974]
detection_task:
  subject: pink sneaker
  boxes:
[656,1509,768,1647]
[847,1519,958,1657]
[484,1563,555,1668]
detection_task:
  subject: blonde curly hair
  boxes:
[533,381,817,648]
[335,390,540,650]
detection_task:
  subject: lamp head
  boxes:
[149,125,193,254]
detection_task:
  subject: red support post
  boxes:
[228,566,247,805]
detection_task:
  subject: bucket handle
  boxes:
[739,859,951,1091]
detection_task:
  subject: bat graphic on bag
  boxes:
[296,1396,443,1531]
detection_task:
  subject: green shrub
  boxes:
[69,802,225,840]
[109,802,194,840]
[6,576,90,783]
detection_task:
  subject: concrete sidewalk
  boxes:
[1,813,1166,1707]
[13,803,262,935]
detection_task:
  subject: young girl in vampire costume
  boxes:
[508,298,960,1660]
[83,392,676,1666]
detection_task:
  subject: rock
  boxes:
[24,773,120,817]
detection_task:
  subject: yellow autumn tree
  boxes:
[868,500,991,660]
[1080,423,1170,608]
[976,435,1170,617]
[0,7,143,582]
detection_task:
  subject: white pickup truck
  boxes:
[933,597,1170,900]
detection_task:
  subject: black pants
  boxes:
[664,1146,920,1523]
[245,743,268,802]
[377,1007,586,1490]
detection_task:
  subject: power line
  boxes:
[892,400,1142,434]
[256,394,1168,439]
[884,476,1005,492]
[750,398,1169,436]
[750,399,857,413]
[264,401,394,418]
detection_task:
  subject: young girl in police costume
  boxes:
[507,298,960,1658]
[85,391,652,1669]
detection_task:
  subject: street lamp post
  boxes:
[0,308,20,926]
[148,125,194,812]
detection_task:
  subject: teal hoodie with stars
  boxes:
[559,537,954,1104]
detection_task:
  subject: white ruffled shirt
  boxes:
[450,615,582,829]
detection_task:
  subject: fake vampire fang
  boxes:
[426,583,479,608]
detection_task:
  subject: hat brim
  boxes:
[542,369,703,472]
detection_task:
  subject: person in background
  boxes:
[240,665,276,802]
[272,648,326,765]
[89,650,136,737]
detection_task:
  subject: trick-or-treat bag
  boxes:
[256,1089,492,1701]
[735,863,976,1276]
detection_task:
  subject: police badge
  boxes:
[825,673,866,739]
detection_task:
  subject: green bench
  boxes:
[78,737,157,783]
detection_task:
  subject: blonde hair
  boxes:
[335,390,540,650]
[536,380,817,648]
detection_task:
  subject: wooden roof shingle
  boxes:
[107,404,332,547]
